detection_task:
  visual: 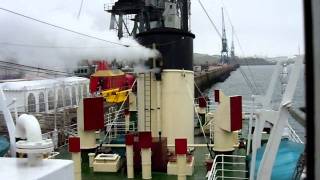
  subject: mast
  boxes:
[220,7,229,64]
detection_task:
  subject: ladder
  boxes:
[144,72,152,131]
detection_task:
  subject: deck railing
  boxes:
[207,154,248,180]
[286,123,304,144]
[105,121,136,139]
[42,123,78,148]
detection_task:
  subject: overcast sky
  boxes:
[192,0,304,57]
[0,0,304,61]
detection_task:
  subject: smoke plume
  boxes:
[0,0,158,71]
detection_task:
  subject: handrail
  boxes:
[207,154,247,180]
[287,123,303,144]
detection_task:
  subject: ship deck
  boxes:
[55,135,248,180]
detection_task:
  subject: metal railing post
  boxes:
[222,155,224,180]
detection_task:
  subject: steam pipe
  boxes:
[15,114,53,166]
[15,114,42,142]
[181,0,189,31]
[156,81,162,135]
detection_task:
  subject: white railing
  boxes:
[207,154,248,180]
[63,123,78,136]
[105,121,136,140]
[287,123,304,144]
[104,109,124,126]
[47,151,60,159]
[42,123,78,148]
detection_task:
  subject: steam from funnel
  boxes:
[0,0,159,71]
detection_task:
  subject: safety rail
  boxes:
[47,151,60,159]
[63,123,78,136]
[104,109,125,126]
[287,123,304,144]
[42,123,78,148]
[203,98,261,110]
[105,121,136,139]
[207,154,248,180]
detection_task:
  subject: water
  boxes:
[207,65,306,141]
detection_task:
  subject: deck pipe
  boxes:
[198,96,207,126]
[15,114,42,143]
[125,109,130,132]
[139,132,152,179]
[88,153,95,168]
[156,81,162,136]
[125,134,134,178]
[69,136,82,180]
[175,138,188,180]
[181,0,189,32]
[15,114,43,165]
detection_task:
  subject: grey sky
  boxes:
[192,0,304,57]
[0,0,304,60]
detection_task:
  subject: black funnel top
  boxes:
[136,28,195,71]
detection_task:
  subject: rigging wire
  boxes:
[219,1,262,94]
[0,38,184,49]
[77,0,85,19]
[0,60,72,75]
[184,79,214,159]
[0,62,72,77]
[0,65,58,79]
[196,0,259,94]
[96,79,137,154]
[0,7,130,47]
[197,0,222,38]
[0,42,124,49]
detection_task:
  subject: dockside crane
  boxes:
[230,26,235,62]
[220,7,229,64]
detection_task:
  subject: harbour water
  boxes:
[207,65,306,141]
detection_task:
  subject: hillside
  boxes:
[193,53,276,66]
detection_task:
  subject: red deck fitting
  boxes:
[125,133,134,146]
[124,109,130,115]
[83,97,104,131]
[139,132,152,149]
[68,136,80,153]
[214,90,220,103]
[230,96,242,131]
[175,138,187,155]
[199,96,207,108]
